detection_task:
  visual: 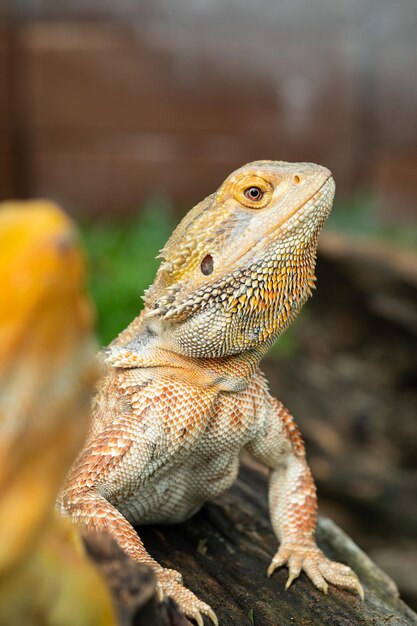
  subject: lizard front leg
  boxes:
[246,396,364,598]
[61,418,218,626]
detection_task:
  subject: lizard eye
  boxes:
[233,175,273,209]
[244,186,263,201]
[200,254,214,275]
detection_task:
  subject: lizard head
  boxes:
[143,160,335,359]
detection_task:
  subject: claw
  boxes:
[156,569,217,624]
[194,611,204,626]
[267,555,285,578]
[285,556,302,589]
[316,580,328,595]
[344,577,364,601]
[285,571,299,590]
[156,583,164,602]
[267,562,276,578]
[207,608,219,626]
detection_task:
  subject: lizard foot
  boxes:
[156,569,218,626]
[267,541,364,600]
[159,566,183,584]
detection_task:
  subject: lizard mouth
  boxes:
[224,174,335,271]
[265,174,334,238]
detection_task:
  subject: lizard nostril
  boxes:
[293,174,301,185]
[200,254,214,276]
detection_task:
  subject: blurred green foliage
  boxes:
[81,193,416,348]
[80,197,174,345]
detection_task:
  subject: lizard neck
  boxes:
[106,324,263,392]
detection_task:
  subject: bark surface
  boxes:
[86,461,417,626]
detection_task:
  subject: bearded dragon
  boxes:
[62,161,363,625]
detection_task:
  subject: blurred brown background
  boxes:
[0,0,416,222]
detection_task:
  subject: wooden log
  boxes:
[85,462,417,626]
[84,532,188,626]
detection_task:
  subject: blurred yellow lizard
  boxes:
[0,201,115,626]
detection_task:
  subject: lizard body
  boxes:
[62,161,363,624]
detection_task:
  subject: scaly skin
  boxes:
[62,161,363,624]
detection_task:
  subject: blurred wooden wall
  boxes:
[0,0,416,221]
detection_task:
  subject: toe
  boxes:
[190,611,204,626]
[267,548,290,577]
[317,559,364,599]
[319,558,352,578]
[333,562,354,575]
[162,567,183,584]
[303,560,329,594]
